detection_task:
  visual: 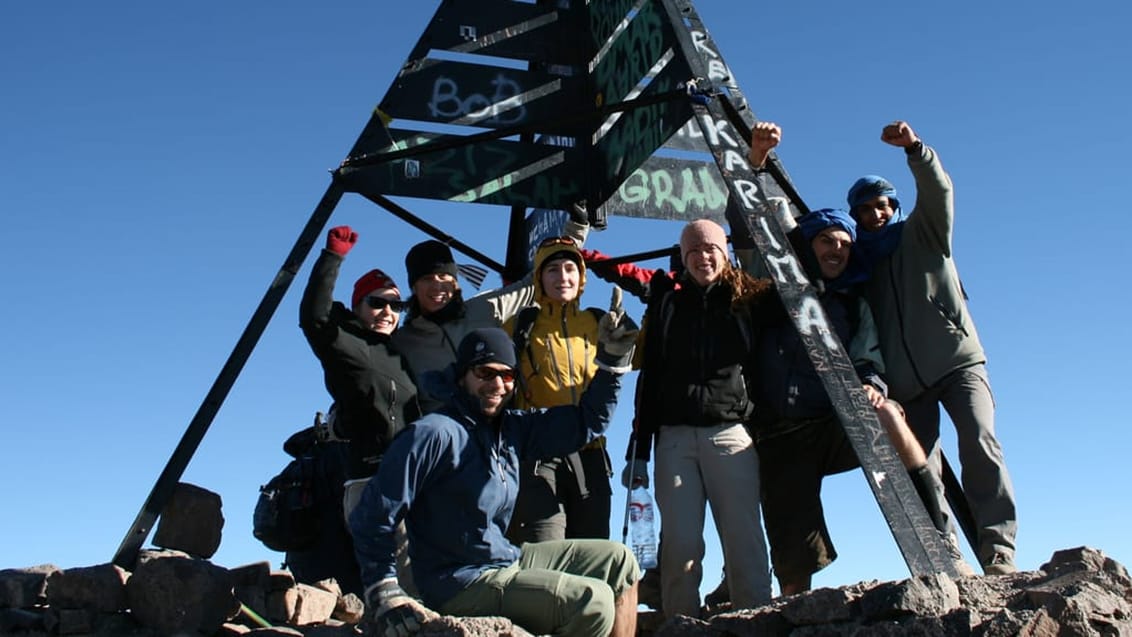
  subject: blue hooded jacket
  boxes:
[348,366,621,609]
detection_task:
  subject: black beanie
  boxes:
[456,328,518,375]
[405,240,459,286]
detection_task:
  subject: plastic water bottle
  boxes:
[628,486,658,569]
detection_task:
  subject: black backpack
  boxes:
[252,426,323,552]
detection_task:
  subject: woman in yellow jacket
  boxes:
[503,236,613,543]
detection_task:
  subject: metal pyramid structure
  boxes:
[113,0,961,581]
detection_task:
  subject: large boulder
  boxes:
[126,552,238,634]
[152,482,224,559]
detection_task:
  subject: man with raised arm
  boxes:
[846,121,1017,575]
[349,292,641,637]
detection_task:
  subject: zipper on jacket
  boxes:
[561,309,579,404]
[929,295,969,336]
[388,379,397,430]
[696,289,708,420]
[494,429,506,484]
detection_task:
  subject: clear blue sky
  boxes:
[3,1,1131,601]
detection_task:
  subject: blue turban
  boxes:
[796,208,867,289]
[846,175,901,212]
[798,207,857,243]
[846,175,909,270]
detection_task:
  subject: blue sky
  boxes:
[3,1,1131,602]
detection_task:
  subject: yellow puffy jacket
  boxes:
[503,239,601,410]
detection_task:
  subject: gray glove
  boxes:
[621,459,649,489]
[595,286,639,373]
[767,196,797,232]
[365,578,437,637]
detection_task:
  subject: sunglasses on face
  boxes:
[471,365,517,383]
[538,236,577,248]
[365,296,407,312]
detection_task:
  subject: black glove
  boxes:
[621,459,650,489]
[596,286,639,372]
[568,200,590,226]
[364,578,436,637]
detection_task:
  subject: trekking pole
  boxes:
[620,431,639,545]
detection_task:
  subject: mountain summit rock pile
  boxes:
[2,482,1128,635]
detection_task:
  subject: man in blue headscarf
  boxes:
[847,121,1017,575]
[748,205,969,595]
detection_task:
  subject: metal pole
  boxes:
[112,181,346,569]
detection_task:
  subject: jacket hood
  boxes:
[533,240,586,305]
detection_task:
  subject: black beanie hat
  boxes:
[405,240,459,286]
[456,328,518,375]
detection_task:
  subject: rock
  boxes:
[267,586,298,624]
[0,564,58,608]
[231,561,273,589]
[126,553,239,634]
[4,545,1132,636]
[333,592,365,624]
[779,585,857,624]
[269,570,297,591]
[152,482,224,559]
[232,561,274,622]
[312,578,342,598]
[418,614,537,636]
[292,583,337,625]
[858,572,960,620]
[0,607,50,632]
[53,607,95,635]
[46,563,129,612]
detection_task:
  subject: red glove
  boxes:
[326,225,358,257]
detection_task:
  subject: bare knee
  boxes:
[875,400,926,468]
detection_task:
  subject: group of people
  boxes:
[277,118,1017,636]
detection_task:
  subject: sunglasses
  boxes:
[365,296,407,312]
[538,236,577,248]
[471,365,517,383]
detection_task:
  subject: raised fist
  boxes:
[748,121,781,169]
[327,225,358,257]
[880,121,920,148]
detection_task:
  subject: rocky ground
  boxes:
[3,483,1130,636]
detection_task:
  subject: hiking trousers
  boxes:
[902,363,1017,566]
[654,423,771,618]
[440,539,639,637]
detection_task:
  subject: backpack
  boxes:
[252,425,324,552]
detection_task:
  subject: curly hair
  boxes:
[719,261,773,312]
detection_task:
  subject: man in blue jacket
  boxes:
[350,301,640,637]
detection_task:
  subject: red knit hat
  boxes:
[352,269,400,308]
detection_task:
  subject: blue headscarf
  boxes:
[797,208,867,290]
[799,207,856,243]
[846,175,909,270]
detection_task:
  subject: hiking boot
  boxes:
[940,532,975,577]
[638,568,662,610]
[983,551,1017,575]
[703,576,730,611]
